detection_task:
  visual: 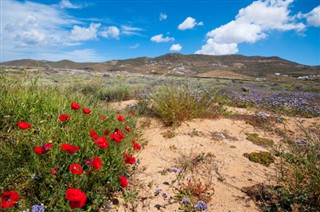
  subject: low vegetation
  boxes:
[246,133,274,147]
[243,151,275,167]
[138,84,213,126]
[0,77,140,210]
[1,66,319,211]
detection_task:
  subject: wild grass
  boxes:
[138,84,213,126]
[0,76,138,211]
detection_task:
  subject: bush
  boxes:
[0,77,139,211]
[275,126,320,210]
[246,133,274,147]
[243,151,275,167]
[98,86,131,102]
[139,84,213,126]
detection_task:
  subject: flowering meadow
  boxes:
[0,77,140,211]
[216,84,320,117]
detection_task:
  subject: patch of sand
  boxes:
[108,102,319,211]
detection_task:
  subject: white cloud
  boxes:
[59,0,81,9]
[151,34,174,43]
[178,17,203,30]
[121,25,143,35]
[70,23,101,41]
[100,26,120,39]
[196,39,238,55]
[196,0,305,55]
[207,21,266,43]
[160,12,167,21]
[170,44,182,51]
[129,43,140,49]
[305,6,320,27]
[2,0,83,50]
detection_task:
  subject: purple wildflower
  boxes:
[162,193,167,200]
[182,197,191,204]
[194,200,207,211]
[31,204,45,212]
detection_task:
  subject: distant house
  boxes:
[256,78,267,81]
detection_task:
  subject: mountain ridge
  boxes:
[2,53,319,78]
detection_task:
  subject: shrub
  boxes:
[98,86,131,102]
[0,77,139,211]
[246,133,274,147]
[139,84,213,126]
[243,151,275,167]
[274,126,320,210]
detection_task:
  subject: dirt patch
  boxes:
[108,102,319,211]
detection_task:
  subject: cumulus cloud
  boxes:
[2,0,80,48]
[196,39,238,55]
[70,23,101,41]
[100,26,120,39]
[160,12,167,21]
[151,34,174,43]
[206,21,266,44]
[197,0,305,55]
[59,0,81,9]
[305,6,320,27]
[170,44,182,51]
[121,25,143,35]
[178,17,203,30]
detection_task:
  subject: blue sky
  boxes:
[1,0,319,65]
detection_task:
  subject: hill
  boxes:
[2,54,320,79]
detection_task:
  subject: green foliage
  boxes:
[246,133,274,147]
[98,86,131,102]
[139,84,213,126]
[273,127,320,211]
[243,151,275,167]
[0,77,137,211]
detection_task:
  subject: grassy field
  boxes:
[0,66,319,211]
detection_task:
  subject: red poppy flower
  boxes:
[50,167,59,175]
[89,157,102,171]
[130,111,135,115]
[18,121,31,130]
[109,133,122,143]
[100,116,106,120]
[33,143,53,155]
[133,143,141,151]
[120,176,128,188]
[59,114,70,122]
[69,164,83,175]
[65,188,87,209]
[1,190,19,209]
[94,136,108,149]
[82,108,91,114]
[124,153,136,165]
[124,126,131,132]
[103,129,110,135]
[114,128,125,139]
[61,144,80,154]
[117,115,125,121]
[71,102,81,110]
[90,130,99,140]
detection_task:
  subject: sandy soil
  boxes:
[106,100,319,212]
